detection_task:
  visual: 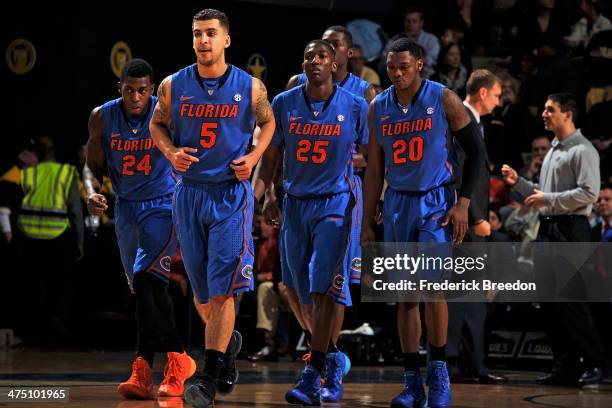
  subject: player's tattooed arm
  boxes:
[152,76,173,130]
[150,76,198,172]
[249,78,275,157]
[231,77,276,181]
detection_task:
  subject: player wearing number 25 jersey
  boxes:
[271,77,368,308]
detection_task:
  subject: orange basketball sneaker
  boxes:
[158,351,197,397]
[118,357,154,399]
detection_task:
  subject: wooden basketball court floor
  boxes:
[0,349,610,407]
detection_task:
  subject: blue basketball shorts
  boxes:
[280,191,354,306]
[115,193,177,291]
[348,174,363,284]
[173,179,254,304]
[383,184,456,283]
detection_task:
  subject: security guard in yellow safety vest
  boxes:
[16,136,83,344]
[18,137,83,248]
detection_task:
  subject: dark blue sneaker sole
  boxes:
[321,390,344,403]
[285,390,321,406]
[390,396,427,408]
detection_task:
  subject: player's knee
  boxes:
[398,301,420,312]
[209,294,233,306]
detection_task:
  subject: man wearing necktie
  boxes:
[447,70,508,384]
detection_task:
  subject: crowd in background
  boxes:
[0,0,611,382]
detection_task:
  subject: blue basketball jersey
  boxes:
[170,64,254,184]
[271,85,368,197]
[101,96,175,200]
[372,80,453,192]
[296,72,370,100]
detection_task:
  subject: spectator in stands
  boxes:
[349,44,382,93]
[526,37,582,129]
[594,182,612,241]
[488,73,530,170]
[519,134,552,184]
[431,43,469,98]
[441,0,490,54]
[565,0,612,51]
[379,6,440,78]
[516,0,572,53]
[247,204,289,361]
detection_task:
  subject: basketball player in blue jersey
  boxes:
[362,39,485,408]
[85,59,196,400]
[149,9,275,408]
[284,26,375,400]
[253,39,368,405]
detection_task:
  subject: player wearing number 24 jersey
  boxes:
[86,59,194,401]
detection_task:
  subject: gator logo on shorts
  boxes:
[351,258,362,272]
[333,274,345,291]
[241,264,253,279]
[160,256,172,272]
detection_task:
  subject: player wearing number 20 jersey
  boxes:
[371,79,455,244]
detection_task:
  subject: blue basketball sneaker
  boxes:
[426,361,451,408]
[390,370,427,408]
[341,350,351,375]
[285,365,321,406]
[320,351,348,402]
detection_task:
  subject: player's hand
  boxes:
[169,147,199,172]
[231,154,259,181]
[473,220,491,237]
[442,199,469,244]
[87,193,108,216]
[361,224,376,244]
[501,164,518,186]
[525,189,546,208]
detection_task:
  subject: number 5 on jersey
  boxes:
[201,122,217,148]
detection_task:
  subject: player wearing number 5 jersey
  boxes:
[86,59,195,401]
[149,9,275,408]
[362,38,485,408]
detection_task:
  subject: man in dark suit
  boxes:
[447,70,508,384]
